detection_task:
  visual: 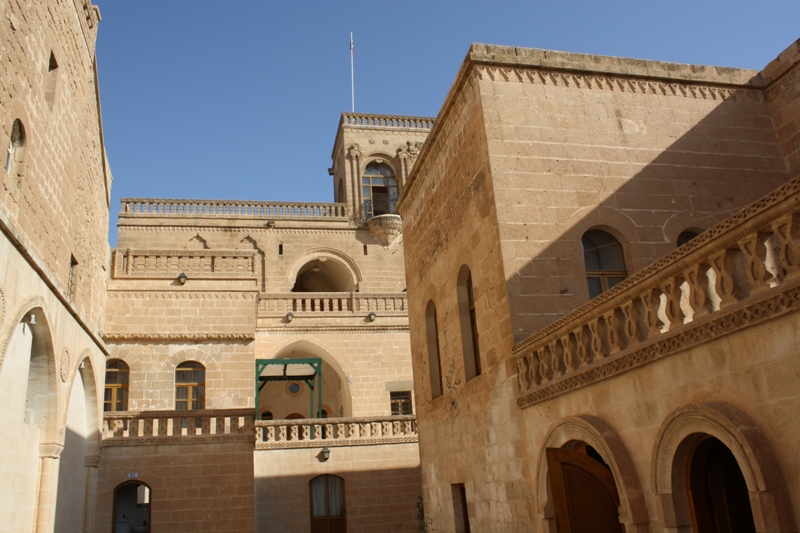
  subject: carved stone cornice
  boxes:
[256,326,409,335]
[517,280,800,408]
[473,65,765,103]
[103,333,254,343]
[255,436,418,450]
[103,434,255,447]
[107,291,258,300]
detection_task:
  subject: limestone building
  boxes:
[398,41,800,532]
[3,1,800,532]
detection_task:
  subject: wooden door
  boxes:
[546,447,624,533]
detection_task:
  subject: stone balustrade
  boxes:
[102,409,255,446]
[258,292,407,317]
[111,248,257,279]
[119,198,350,220]
[255,415,417,450]
[341,112,434,130]
[516,176,800,408]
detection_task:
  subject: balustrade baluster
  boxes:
[659,279,683,332]
[548,341,563,376]
[536,347,551,383]
[588,319,603,359]
[684,265,710,320]
[337,423,345,440]
[772,215,800,278]
[267,426,276,442]
[739,233,769,293]
[603,310,622,354]
[393,421,402,435]
[619,301,638,347]
[637,290,661,338]
[573,327,590,367]
[301,425,310,440]
[709,250,738,308]
[142,418,153,438]
[158,418,167,437]
[516,358,530,391]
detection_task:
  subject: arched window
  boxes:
[425,300,444,398]
[5,119,26,176]
[677,230,700,247]
[104,360,129,412]
[457,265,481,381]
[362,162,398,219]
[310,475,345,532]
[175,362,205,411]
[582,230,627,299]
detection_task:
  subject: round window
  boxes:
[286,382,302,396]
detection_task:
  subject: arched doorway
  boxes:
[546,442,624,533]
[113,481,151,533]
[686,436,756,533]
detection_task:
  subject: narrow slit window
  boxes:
[45,52,59,109]
[457,266,481,381]
[426,300,444,398]
[278,243,283,256]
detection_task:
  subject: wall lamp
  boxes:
[286,312,294,322]
[368,311,377,322]
[321,447,330,461]
[177,272,187,285]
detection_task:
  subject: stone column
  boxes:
[35,442,63,533]
[83,454,101,533]
[347,144,362,218]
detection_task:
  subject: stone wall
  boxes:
[0,0,109,332]
[398,61,532,532]
[472,44,790,341]
[254,443,421,533]
[764,38,800,179]
[96,442,255,533]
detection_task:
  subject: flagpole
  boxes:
[350,32,355,113]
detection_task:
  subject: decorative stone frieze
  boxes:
[103,333,254,343]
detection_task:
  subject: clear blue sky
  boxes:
[96,1,800,244]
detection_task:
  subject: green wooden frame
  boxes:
[255,358,323,422]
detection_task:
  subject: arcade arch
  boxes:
[287,250,361,293]
[257,341,352,419]
[652,403,797,533]
[535,416,650,533]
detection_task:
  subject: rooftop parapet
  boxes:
[515,175,800,408]
[340,113,435,131]
[119,198,351,221]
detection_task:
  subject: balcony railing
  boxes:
[111,248,258,279]
[255,415,417,450]
[341,113,434,130]
[102,409,254,446]
[100,411,418,450]
[258,292,407,317]
[119,198,351,221]
[515,175,800,409]
[362,198,398,221]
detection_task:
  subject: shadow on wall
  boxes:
[497,93,789,341]
[254,466,423,533]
